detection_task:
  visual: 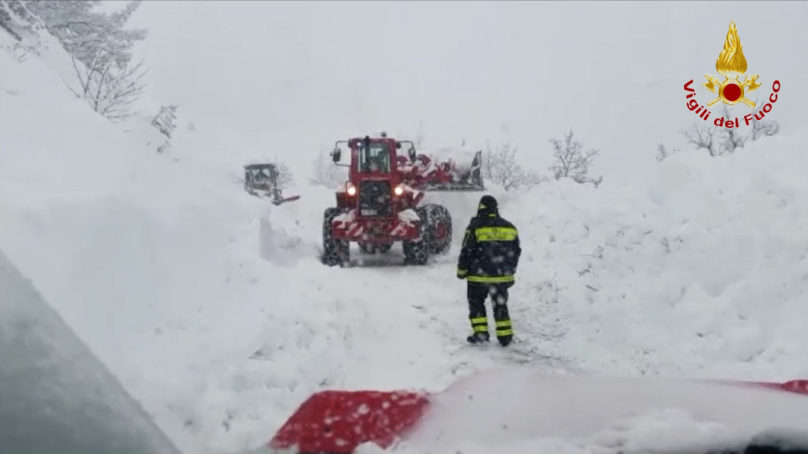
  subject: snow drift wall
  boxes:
[505,130,808,381]
[0,37,282,453]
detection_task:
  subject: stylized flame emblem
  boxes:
[703,21,760,108]
[716,21,748,76]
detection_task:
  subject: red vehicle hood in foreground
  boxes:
[269,368,808,454]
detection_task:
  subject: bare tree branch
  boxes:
[22,0,148,121]
[680,123,717,156]
[549,130,601,186]
[679,103,780,158]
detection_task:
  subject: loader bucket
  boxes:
[402,148,485,192]
[268,390,429,453]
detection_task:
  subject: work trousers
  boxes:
[467,282,513,344]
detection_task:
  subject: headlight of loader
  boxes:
[394,184,404,196]
[346,182,357,196]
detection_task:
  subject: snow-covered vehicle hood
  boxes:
[269,366,808,454]
[397,368,808,453]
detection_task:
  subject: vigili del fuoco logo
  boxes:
[684,21,780,129]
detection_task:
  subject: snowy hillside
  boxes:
[4,6,808,454]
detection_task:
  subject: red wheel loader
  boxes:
[322,133,484,266]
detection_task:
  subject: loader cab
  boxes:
[331,135,416,179]
[330,135,418,214]
[244,163,277,192]
[243,163,301,205]
[358,139,392,174]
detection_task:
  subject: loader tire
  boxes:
[422,204,452,255]
[403,207,430,265]
[322,208,349,266]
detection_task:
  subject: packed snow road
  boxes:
[141,185,586,453]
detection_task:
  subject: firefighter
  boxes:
[456,195,521,346]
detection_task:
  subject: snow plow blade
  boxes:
[271,195,301,206]
[268,390,429,453]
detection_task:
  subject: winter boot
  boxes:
[467,332,490,344]
[498,335,512,347]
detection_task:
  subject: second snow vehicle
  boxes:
[322,133,484,266]
[244,163,300,205]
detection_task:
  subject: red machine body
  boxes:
[321,133,482,266]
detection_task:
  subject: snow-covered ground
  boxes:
[3,12,808,454]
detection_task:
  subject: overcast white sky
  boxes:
[128,1,808,179]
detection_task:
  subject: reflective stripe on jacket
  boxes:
[457,213,521,283]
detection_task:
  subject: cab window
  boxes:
[358,142,391,173]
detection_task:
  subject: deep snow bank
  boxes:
[0,43,281,453]
[506,129,808,381]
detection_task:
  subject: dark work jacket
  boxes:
[457,212,521,284]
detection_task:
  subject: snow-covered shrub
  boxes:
[549,129,602,187]
[482,141,545,191]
